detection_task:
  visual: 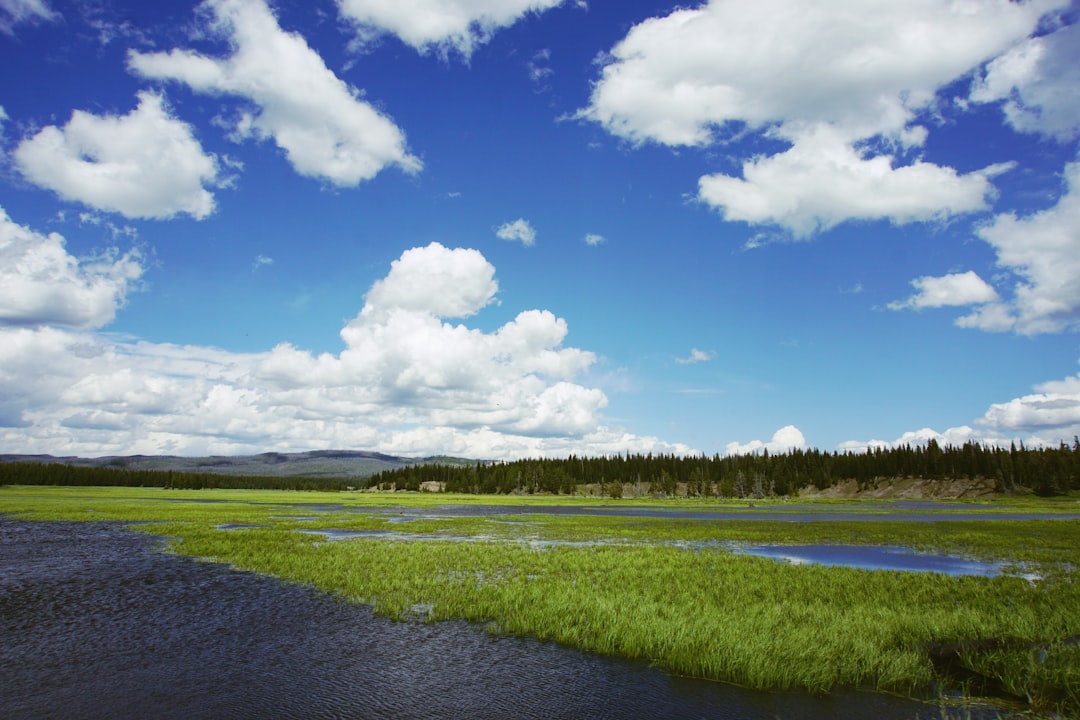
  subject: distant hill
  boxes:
[0,450,477,479]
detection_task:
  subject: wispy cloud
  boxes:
[496,218,536,246]
[0,0,58,35]
[675,348,715,365]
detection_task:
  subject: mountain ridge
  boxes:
[0,451,477,479]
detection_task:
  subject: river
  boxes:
[1,519,1009,719]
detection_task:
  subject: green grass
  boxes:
[3,485,1078,715]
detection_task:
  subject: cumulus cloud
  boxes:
[889,270,999,311]
[584,233,605,246]
[697,126,1008,236]
[675,348,714,365]
[970,20,1080,139]
[129,0,420,186]
[953,158,1080,334]
[972,367,1080,445]
[337,0,569,59]
[840,365,1080,453]
[579,0,1053,147]
[725,425,806,456]
[0,236,692,458]
[0,207,144,330]
[13,92,219,220]
[261,243,600,436]
[496,218,536,246]
[837,426,985,454]
[363,242,497,320]
[578,0,1064,235]
[0,0,57,34]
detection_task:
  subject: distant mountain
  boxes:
[0,450,477,479]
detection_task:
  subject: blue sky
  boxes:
[1,0,1079,459]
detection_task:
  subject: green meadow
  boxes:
[3,485,1078,715]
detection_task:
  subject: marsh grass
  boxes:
[3,485,1078,714]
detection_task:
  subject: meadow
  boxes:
[2,485,1078,716]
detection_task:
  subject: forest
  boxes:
[0,462,351,491]
[368,439,1080,497]
[2,438,1078,496]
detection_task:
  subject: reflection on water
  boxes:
[286,528,1040,579]
[0,519,1009,720]
[420,503,1080,523]
[165,496,1080,523]
[734,544,1016,577]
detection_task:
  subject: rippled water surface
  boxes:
[1,519,1007,719]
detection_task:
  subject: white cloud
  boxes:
[675,348,714,365]
[837,426,984,453]
[252,254,273,271]
[13,92,219,220]
[579,0,1066,236]
[725,425,806,456]
[584,233,605,246]
[129,0,420,186]
[579,0,1055,147]
[979,390,1080,436]
[889,270,999,311]
[529,48,554,88]
[336,0,569,59]
[0,206,144,330]
[956,158,1080,334]
[362,242,497,320]
[975,369,1080,442]
[496,218,536,246]
[697,126,1006,236]
[840,364,1080,453]
[0,238,693,459]
[0,0,57,34]
[970,20,1080,139]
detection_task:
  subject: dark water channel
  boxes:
[1,519,1010,719]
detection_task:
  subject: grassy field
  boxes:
[2,485,1078,715]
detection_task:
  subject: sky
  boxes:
[1,0,1079,460]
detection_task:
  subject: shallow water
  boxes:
[423,503,1080,523]
[734,544,1011,576]
[288,528,1033,577]
[161,495,1080,522]
[0,518,1015,720]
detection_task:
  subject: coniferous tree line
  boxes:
[367,439,1080,497]
[2,438,1078,496]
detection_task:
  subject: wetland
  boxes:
[2,486,1079,718]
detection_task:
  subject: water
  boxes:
[421,503,1080,523]
[734,544,1012,576]
[1,519,1008,719]
[287,529,1034,577]
[164,496,1080,523]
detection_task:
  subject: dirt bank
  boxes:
[797,477,1004,500]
